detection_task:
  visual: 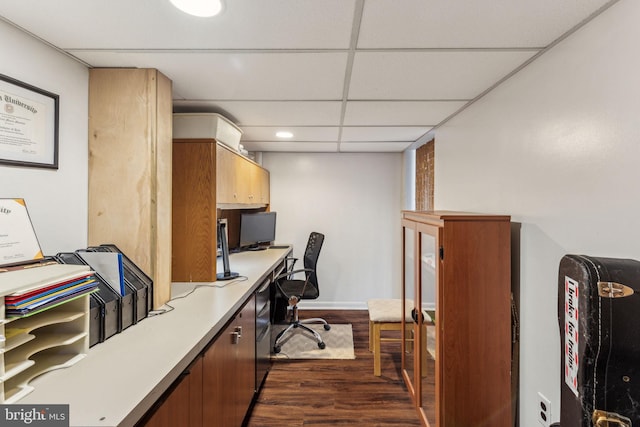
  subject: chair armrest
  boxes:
[274,268,314,282]
[285,256,298,272]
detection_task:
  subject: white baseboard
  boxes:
[297,301,368,310]
[296,301,436,311]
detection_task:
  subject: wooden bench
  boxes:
[367,298,432,376]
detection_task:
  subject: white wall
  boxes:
[263,152,402,309]
[432,1,639,424]
[0,21,89,254]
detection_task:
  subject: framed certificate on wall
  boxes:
[0,74,59,169]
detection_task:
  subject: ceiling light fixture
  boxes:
[169,0,223,17]
[276,131,294,139]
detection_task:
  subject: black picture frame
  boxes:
[0,73,59,169]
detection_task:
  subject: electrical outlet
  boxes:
[537,392,551,427]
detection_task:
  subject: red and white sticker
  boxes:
[564,276,579,397]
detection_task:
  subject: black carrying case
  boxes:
[55,251,126,344]
[558,254,640,427]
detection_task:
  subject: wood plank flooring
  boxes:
[246,310,423,426]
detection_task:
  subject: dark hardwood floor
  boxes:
[246,310,423,427]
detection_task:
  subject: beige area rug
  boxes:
[271,323,356,360]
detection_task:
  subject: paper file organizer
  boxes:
[0,264,92,403]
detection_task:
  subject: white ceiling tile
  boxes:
[341,126,431,142]
[340,142,413,152]
[344,101,467,126]
[241,127,339,142]
[76,51,348,100]
[173,101,343,126]
[349,51,537,100]
[243,141,339,153]
[0,0,356,49]
[0,0,617,153]
[358,0,614,48]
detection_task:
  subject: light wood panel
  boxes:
[88,68,172,309]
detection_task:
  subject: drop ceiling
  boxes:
[0,0,617,152]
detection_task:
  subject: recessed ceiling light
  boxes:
[276,131,294,139]
[170,0,223,17]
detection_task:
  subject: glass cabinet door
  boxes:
[401,220,416,397]
[417,223,439,424]
[402,218,440,426]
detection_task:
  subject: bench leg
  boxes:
[373,322,382,376]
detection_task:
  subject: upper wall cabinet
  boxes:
[217,144,270,208]
[88,68,172,309]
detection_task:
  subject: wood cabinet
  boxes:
[401,211,512,427]
[203,297,256,426]
[88,68,172,309]
[142,356,203,427]
[172,139,270,281]
[217,144,270,206]
[140,296,258,427]
[172,139,217,282]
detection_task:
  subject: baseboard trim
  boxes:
[297,301,436,311]
[297,301,368,310]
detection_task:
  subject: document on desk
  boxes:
[77,251,125,295]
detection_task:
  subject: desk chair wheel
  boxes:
[323,324,331,331]
[318,341,326,349]
[274,345,282,353]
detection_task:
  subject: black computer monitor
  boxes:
[239,212,276,250]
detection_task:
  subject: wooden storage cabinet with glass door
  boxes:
[401,211,512,427]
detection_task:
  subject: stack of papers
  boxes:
[4,271,98,318]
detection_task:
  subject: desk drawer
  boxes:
[255,278,271,315]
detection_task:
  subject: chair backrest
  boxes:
[303,232,324,289]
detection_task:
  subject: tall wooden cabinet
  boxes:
[401,211,512,427]
[88,68,173,309]
[172,139,270,282]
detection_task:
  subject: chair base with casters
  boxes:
[273,295,330,353]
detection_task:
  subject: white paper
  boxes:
[77,252,124,296]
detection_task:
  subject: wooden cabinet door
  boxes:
[258,167,270,205]
[236,295,257,418]
[217,144,239,204]
[203,320,236,426]
[202,299,256,426]
[143,356,203,427]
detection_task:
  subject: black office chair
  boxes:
[273,232,330,353]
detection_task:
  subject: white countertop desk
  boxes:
[21,246,292,427]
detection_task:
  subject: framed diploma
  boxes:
[0,198,44,267]
[0,74,59,169]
